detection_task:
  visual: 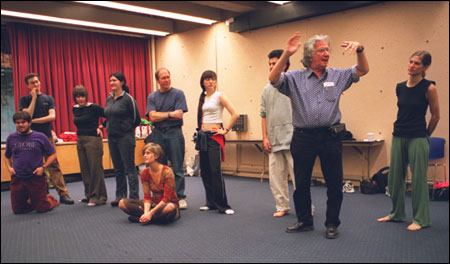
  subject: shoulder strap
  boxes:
[378,166,390,174]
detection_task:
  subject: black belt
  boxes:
[294,126,331,133]
[155,126,181,132]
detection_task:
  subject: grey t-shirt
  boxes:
[260,83,293,152]
[146,88,188,128]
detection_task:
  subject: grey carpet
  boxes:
[1,175,449,263]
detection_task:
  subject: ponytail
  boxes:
[197,91,206,129]
[123,85,130,93]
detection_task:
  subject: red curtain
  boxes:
[8,23,152,136]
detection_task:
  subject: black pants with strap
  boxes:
[199,133,231,213]
[291,128,343,228]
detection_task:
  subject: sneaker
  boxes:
[200,206,211,211]
[87,202,96,207]
[179,199,188,210]
[225,209,235,215]
[385,186,390,197]
[79,198,89,203]
[60,195,74,204]
[342,181,355,193]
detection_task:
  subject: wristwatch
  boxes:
[357,45,364,53]
[168,113,171,119]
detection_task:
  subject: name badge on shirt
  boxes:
[323,82,335,91]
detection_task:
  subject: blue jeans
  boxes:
[108,133,139,200]
[152,127,186,199]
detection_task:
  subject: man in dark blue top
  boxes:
[146,68,188,210]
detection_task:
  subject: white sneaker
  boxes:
[179,199,188,210]
[342,181,355,193]
[225,209,235,215]
[200,206,210,211]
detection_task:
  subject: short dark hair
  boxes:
[13,111,32,123]
[155,68,170,80]
[72,85,89,104]
[268,49,290,72]
[24,73,39,85]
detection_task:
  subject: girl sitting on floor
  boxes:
[119,143,180,224]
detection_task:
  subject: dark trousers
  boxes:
[199,135,231,213]
[291,128,343,228]
[152,127,186,199]
[10,175,59,214]
[108,133,139,200]
[77,136,108,205]
[120,199,180,224]
[45,137,69,197]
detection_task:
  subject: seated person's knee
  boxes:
[163,203,176,214]
[118,199,126,210]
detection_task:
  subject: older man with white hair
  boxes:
[269,32,369,239]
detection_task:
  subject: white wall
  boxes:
[155,1,449,181]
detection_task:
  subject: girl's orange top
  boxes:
[141,165,179,207]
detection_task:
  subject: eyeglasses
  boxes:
[315,48,330,54]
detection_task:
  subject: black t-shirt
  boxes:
[19,94,55,137]
[393,79,435,137]
[73,104,105,137]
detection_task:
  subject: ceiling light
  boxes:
[268,1,291,5]
[1,9,170,36]
[75,1,217,25]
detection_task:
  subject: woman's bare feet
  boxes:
[407,223,422,231]
[377,216,392,222]
[273,211,289,217]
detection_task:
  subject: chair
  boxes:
[428,137,447,182]
[407,137,447,185]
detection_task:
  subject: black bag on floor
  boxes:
[360,179,378,194]
[371,166,389,193]
[431,181,449,201]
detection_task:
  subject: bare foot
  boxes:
[407,223,422,231]
[273,211,288,217]
[377,216,392,222]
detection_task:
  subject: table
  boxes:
[225,139,385,182]
[342,139,385,180]
[1,138,146,183]
[226,140,267,182]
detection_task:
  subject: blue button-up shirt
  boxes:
[272,65,359,128]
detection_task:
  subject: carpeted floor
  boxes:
[1,175,449,263]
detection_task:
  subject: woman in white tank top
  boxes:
[196,70,239,215]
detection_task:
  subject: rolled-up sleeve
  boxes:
[260,90,267,118]
[271,73,290,97]
[342,65,360,92]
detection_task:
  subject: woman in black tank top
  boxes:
[378,51,440,231]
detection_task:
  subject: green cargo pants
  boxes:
[388,136,431,227]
